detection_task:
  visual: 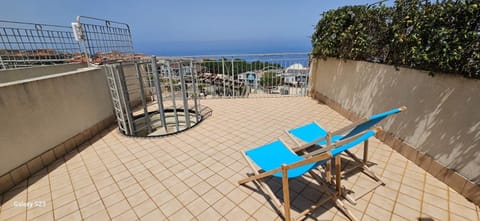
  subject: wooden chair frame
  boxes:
[285,107,407,204]
[238,129,380,221]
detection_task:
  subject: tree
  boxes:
[200,59,282,78]
[260,72,282,87]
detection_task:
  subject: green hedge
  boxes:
[311,0,480,78]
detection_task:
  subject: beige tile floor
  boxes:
[1,97,479,221]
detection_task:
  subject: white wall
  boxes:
[0,67,113,175]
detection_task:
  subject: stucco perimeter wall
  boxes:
[0,67,113,177]
[310,58,480,185]
[0,63,88,84]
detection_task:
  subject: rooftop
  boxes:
[1,97,478,221]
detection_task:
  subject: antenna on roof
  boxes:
[71,20,91,66]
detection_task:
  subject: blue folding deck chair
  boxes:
[286,106,407,201]
[238,127,382,221]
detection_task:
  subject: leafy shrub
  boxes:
[311,0,480,78]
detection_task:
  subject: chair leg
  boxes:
[334,155,359,205]
[326,160,332,183]
[339,145,385,204]
[363,139,368,164]
[334,198,359,221]
[309,171,358,221]
[344,150,384,185]
[281,165,291,221]
[295,194,331,220]
[335,156,342,195]
[342,186,357,205]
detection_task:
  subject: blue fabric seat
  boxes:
[288,122,342,147]
[245,128,377,178]
[288,107,405,155]
[245,140,323,178]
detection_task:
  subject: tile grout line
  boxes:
[183,133,266,219]
[418,161,427,218]
[228,190,262,220]
[233,157,275,218]
[101,136,147,220]
[477,205,480,221]
[77,140,116,220]
[376,145,395,220]
[141,139,197,218]
[190,149,241,219]
[249,199,277,221]
[28,171,53,220]
[90,137,133,219]
[91,137,135,219]
[46,165,57,220]
[447,184,451,221]
[24,179,28,220]
[111,135,176,219]
[369,142,398,219]
[346,166,363,220]
[24,175,44,220]
[200,167,236,220]
[388,151,409,220]
[62,152,85,220]
[137,139,196,218]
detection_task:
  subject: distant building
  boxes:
[282,63,309,86]
[160,62,198,77]
[238,71,260,88]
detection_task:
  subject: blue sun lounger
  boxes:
[238,127,382,221]
[286,107,407,200]
[288,107,407,151]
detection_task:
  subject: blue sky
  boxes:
[1,0,391,55]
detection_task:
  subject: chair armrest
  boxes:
[330,117,369,137]
[285,151,333,170]
[291,136,328,152]
[310,126,383,156]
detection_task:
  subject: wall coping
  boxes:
[0,66,99,88]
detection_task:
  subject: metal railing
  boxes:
[104,53,310,136]
[171,52,311,98]
[75,16,135,64]
[0,17,135,70]
[105,56,205,137]
[0,20,82,70]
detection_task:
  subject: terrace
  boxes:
[1,14,480,221]
[0,97,477,221]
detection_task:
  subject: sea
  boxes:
[135,40,312,68]
[136,40,312,57]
